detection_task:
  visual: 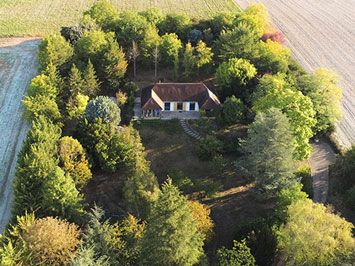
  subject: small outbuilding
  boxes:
[141,83,221,119]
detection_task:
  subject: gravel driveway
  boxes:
[235,0,355,148]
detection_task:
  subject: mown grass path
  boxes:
[0,38,39,232]
[235,0,355,149]
[0,0,240,36]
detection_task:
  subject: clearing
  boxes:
[0,38,39,232]
[235,0,355,149]
[0,0,240,37]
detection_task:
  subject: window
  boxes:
[177,102,183,111]
[190,102,196,111]
[164,102,170,111]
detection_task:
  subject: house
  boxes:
[140,83,221,119]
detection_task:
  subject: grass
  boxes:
[0,0,240,37]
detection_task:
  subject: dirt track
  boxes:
[236,0,355,148]
[0,38,39,232]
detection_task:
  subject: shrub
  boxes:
[188,200,214,242]
[84,96,121,125]
[196,135,224,160]
[297,165,313,198]
[223,96,245,125]
[22,217,81,266]
[218,239,256,266]
[188,29,203,45]
[58,136,92,190]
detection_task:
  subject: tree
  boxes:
[38,34,73,72]
[182,42,196,78]
[188,201,214,242]
[83,96,121,125]
[297,68,342,133]
[153,44,159,78]
[23,94,61,123]
[139,179,204,266]
[261,31,286,45]
[70,244,110,266]
[12,116,61,218]
[187,29,203,45]
[84,1,119,31]
[102,37,128,90]
[58,136,92,190]
[277,199,355,266]
[139,7,164,26]
[157,13,192,40]
[67,93,89,120]
[41,167,85,224]
[140,25,161,64]
[22,217,80,266]
[223,96,245,125]
[68,64,85,97]
[274,183,308,223]
[215,22,260,61]
[129,41,140,78]
[195,40,213,71]
[215,58,257,99]
[27,74,59,98]
[159,33,182,67]
[218,239,256,266]
[83,59,100,97]
[253,85,316,160]
[210,11,236,36]
[116,11,150,45]
[237,108,298,196]
[196,135,224,161]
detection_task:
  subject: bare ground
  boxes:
[235,0,355,149]
[0,37,39,232]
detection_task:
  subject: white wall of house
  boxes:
[163,101,199,111]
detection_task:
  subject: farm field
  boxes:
[0,38,39,231]
[0,0,240,37]
[235,0,355,149]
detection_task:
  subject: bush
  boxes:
[218,239,256,266]
[196,135,224,160]
[84,96,121,125]
[223,96,245,125]
[297,165,313,198]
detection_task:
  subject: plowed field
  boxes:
[236,0,355,148]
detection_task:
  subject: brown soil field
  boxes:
[0,38,39,231]
[236,0,355,149]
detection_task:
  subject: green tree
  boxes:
[23,94,61,123]
[210,11,237,36]
[159,33,182,67]
[12,116,61,218]
[38,34,73,72]
[84,96,121,125]
[140,179,204,266]
[67,93,89,120]
[215,58,257,99]
[196,135,224,161]
[58,136,92,190]
[195,40,213,71]
[253,85,316,160]
[68,64,85,97]
[103,37,128,90]
[83,59,100,97]
[41,167,85,224]
[215,23,260,61]
[223,96,245,125]
[116,11,150,45]
[182,42,196,78]
[157,13,192,40]
[277,199,355,266]
[237,108,298,196]
[85,1,119,31]
[274,183,308,223]
[218,239,256,266]
[139,7,164,25]
[140,25,161,63]
[27,74,59,98]
[297,68,342,133]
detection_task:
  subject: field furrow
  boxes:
[236,0,355,148]
[0,38,39,231]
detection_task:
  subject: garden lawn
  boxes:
[0,0,240,37]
